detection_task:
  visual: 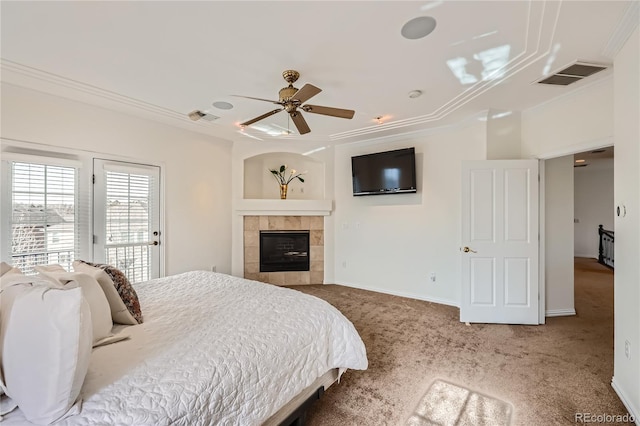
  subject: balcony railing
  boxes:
[598,224,614,269]
[12,249,74,275]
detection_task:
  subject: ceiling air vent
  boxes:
[536,61,608,86]
[200,113,220,122]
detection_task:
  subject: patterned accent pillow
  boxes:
[75,260,143,324]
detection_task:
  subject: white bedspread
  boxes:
[4,271,367,425]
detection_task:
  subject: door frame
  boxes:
[92,158,166,280]
[537,137,614,324]
[538,160,546,324]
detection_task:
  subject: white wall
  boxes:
[486,110,522,160]
[243,152,324,200]
[0,83,233,275]
[521,77,615,319]
[612,27,640,421]
[519,29,639,418]
[574,161,614,258]
[332,121,486,306]
[521,78,613,159]
[544,155,575,316]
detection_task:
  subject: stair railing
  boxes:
[598,224,614,269]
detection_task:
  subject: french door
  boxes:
[93,159,161,283]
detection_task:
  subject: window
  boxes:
[1,146,162,282]
[7,160,78,274]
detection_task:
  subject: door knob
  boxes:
[462,246,477,253]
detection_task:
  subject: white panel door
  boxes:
[93,159,161,283]
[461,160,539,324]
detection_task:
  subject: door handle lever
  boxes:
[148,241,159,246]
[462,246,477,253]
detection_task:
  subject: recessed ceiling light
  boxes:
[401,16,437,40]
[575,159,586,163]
[213,101,233,110]
[408,90,423,98]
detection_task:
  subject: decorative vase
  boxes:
[280,184,288,199]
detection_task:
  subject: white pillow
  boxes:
[0,262,21,277]
[1,280,92,424]
[0,268,24,403]
[35,266,114,346]
[73,261,138,325]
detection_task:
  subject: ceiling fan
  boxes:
[235,70,355,135]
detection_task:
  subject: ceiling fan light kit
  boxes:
[235,70,355,135]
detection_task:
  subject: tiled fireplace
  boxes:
[243,215,324,285]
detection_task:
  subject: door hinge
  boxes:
[93,235,97,244]
[92,174,95,184]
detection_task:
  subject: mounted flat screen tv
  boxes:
[351,147,417,196]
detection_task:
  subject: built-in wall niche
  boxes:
[243,152,325,200]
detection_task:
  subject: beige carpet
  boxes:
[292,257,630,425]
[406,379,512,426]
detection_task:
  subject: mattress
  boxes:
[4,271,368,425]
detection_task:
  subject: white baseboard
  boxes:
[545,308,576,317]
[332,280,460,308]
[574,253,597,259]
[611,376,639,425]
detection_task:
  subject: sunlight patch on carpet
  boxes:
[407,379,512,426]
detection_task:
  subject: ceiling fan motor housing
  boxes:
[279,86,299,103]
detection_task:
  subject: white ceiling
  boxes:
[1,1,635,144]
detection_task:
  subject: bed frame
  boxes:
[263,369,339,426]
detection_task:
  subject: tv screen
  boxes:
[351,147,417,196]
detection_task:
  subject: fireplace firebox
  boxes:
[260,231,310,272]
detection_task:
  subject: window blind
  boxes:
[103,169,157,283]
[10,161,78,274]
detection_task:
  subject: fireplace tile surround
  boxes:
[243,215,324,285]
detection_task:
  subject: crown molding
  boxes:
[1,59,236,144]
[602,1,639,59]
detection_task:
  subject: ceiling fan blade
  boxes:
[232,95,282,105]
[302,104,355,119]
[291,84,322,104]
[240,108,284,127]
[290,111,311,135]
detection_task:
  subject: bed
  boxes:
[2,270,368,425]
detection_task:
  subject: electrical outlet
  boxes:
[625,340,631,359]
[211,265,217,272]
[342,260,347,268]
[429,272,436,282]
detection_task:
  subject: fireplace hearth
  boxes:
[260,231,310,272]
